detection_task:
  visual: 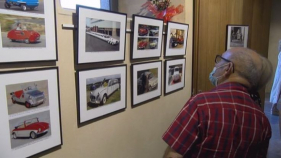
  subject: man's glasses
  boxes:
[215,55,234,72]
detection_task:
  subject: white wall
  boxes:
[266,0,281,93]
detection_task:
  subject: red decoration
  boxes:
[141,0,184,23]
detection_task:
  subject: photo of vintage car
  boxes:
[4,0,39,11]
[169,28,185,49]
[149,28,159,36]
[138,39,148,49]
[89,78,120,105]
[138,27,148,36]
[10,84,45,108]
[149,39,158,49]
[11,117,49,139]
[7,29,41,44]
[168,66,182,85]
[137,69,158,95]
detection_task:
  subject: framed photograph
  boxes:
[0,67,62,158]
[131,15,164,60]
[165,58,186,95]
[131,61,162,106]
[165,22,189,57]
[226,25,249,50]
[77,5,127,64]
[77,65,127,124]
[0,0,57,63]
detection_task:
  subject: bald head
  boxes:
[222,48,272,90]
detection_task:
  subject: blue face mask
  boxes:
[209,64,229,86]
[209,67,218,86]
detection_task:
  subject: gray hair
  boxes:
[228,48,272,90]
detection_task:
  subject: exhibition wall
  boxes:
[266,0,281,93]
[30,0,194,157]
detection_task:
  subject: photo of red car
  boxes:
[138,27,148,36]
[11,117,49,139]
[138,40,148,49]
[7,29,40,44]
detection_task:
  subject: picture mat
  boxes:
[79,66,126,123]
[78,7,126,63]
[133,62,161,105]
[133,16,163,59]
[227,25,249,50]
[165,59,185,93]
[0,69,61,158]
[0,1,57,63]
[165,22,189,56]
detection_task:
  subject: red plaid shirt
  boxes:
[163,82,271,158]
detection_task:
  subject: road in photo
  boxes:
[6,80,49,115]
[9,111,51,149]
[0,0,45,14]
[0,13,46,48]
[86,74,121,110]
[85,33,120,52]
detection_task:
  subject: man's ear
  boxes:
[225,62,233,75]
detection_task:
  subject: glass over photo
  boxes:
[86,74,121,110]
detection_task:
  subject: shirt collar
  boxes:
[211,82,249,93]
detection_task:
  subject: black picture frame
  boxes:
[131,61,162,107]
[164,21,189,57]
[131,14,164,60]
[76,5,127,64]
[164,58,186,95]
[226,25,249,50]
[0,67,62,158]
[0,0,58,64]
[76,65,127,125]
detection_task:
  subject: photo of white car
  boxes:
[168,65,182,85]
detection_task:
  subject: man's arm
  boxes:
[163,146,183,158]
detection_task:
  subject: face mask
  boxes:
[209,64,229,86]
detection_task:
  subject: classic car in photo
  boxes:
[7,29,41,44]
[11,118,49,139]
[149,29,159,36]
[10,84,45,108]
[138,40,148,49]
[149,40,158,49]
[169,66,181,84]
[137,71,158,95]
[4,0,39,11]
[90,78,120,105]
[138,27,148,36]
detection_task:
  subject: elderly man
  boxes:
[163,48,272,158]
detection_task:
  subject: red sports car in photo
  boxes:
[7,29,40,44]
[11,118,49,139]
[138,40,148,49]
[138,28,148,36]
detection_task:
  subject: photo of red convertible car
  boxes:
[11,117,49,139]
[7,29,40,44]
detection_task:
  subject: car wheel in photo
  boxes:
[25,102,31,108]
[25,39,29,44]
[101,95,107,105]
[21,4,27,11]
[12,133,17,139]
[4,3,11,9]
[30,131,37,139]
